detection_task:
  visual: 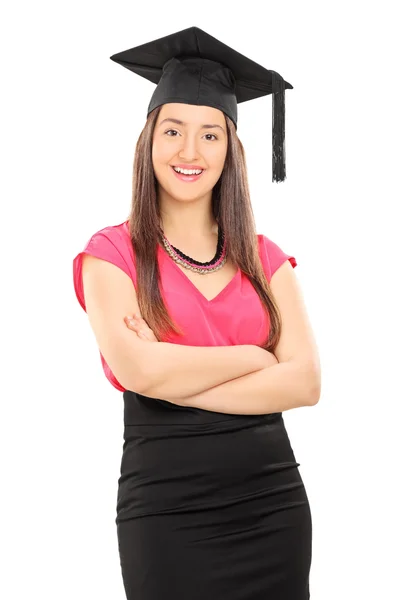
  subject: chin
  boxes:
[167,184,212,202]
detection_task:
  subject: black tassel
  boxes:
[271,70,286,183]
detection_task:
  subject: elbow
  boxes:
[307,383,321,406]
[307,366,321,406]
[134,374,152,396]
[110,349,153,396]
[135,363,159,398]
[288,357,321,407]
[121,373,149,395]
[111,366,147,395]
[124,360,154,395]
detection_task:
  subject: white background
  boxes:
[1,1,399,598]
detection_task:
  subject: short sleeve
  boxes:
[258,234,297,282]
[72,226,136,312]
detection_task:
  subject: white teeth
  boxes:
[173,167,203,175]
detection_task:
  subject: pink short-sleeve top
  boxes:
[72,220,297,391]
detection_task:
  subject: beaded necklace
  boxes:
[161,225,227,275]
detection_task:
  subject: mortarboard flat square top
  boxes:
[110,26,293,182]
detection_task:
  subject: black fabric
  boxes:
[110,27,293,181]
[148,56,239,126]
[115,391,312,599]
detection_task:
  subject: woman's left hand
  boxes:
[124,314,159,342]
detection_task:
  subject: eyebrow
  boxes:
[159,117,225,132]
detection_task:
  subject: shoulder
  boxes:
[79,219,133,265]
[73,219,135,312]
[86,219,130,248]
[257,233,297,282]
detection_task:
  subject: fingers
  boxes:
[125,314,142,325]
[125,314,144,330]
[125,315,150,339]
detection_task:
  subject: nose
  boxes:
[178,133,199,162]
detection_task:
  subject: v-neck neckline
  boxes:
[122,222,240,304]
[159,243,240,304]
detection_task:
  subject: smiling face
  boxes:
[152,103,228,204]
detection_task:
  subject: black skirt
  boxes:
[116,391,312,599]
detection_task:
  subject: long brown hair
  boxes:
[126,106,282,352]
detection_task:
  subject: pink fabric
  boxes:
[73,220,297,391]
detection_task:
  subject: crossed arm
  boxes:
[127,315,320,415]
[144,354,320,415]
[126,260,321,415]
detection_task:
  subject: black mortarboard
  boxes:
[110,27,293,182]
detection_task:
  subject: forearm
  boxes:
[138,342,270,400]
[176,359,320,415]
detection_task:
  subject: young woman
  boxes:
[73,27,321,600]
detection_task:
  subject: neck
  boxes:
[158,189,217,239]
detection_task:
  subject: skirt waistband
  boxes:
[122,390,282,428]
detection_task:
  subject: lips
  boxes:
[170,165,205,183]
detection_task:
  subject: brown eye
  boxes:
[203,133,217,141]
[165,129,180,136]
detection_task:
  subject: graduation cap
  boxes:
[110,26,293,182]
